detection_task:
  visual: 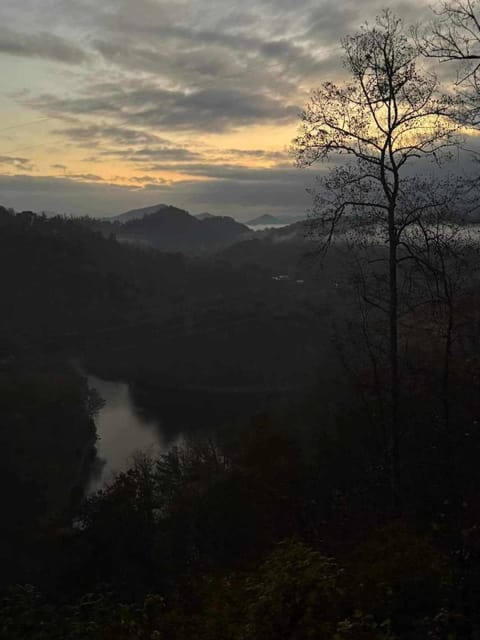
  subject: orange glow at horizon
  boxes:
[0,118,298,189]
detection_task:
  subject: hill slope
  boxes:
[116,206,251,253]
[110,203,174,223]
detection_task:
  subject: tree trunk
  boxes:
[388,209,400,511]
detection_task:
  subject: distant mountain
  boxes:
[110,203,175,223]
[277,214,308,224]
[195,212,216,220]
[199,215,252,248]
[247,214,283,226]
[115,206,251,253]
[217,219,311,277]
[247,213,307,227]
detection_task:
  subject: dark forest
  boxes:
[3,4,480,639]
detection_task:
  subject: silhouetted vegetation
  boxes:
[4,6,480,638]
[87,204,252,254]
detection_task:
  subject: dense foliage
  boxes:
[2,193,480,636]
[3,8,480,636]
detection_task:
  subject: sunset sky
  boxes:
[0,0,440,219]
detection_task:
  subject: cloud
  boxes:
[91,27,326,95]
[174,175,314,210]
[53,124,205,162]
[22,83,300,132]
[97,146,203,162]
[303,1,432,46]
[0,26,88,64]
[54,123,171,147]
[0,168,314,218]
[140,163,308,182]
[0,155,34,171]
[125,175,170,185]
[64,173,105,181]
[221,149,289,160]
[2,0,452,217]
[8,0,432,145]
[53,124,203,161]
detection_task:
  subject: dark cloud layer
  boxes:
[23,83,300,132]
[0,0,453,216]
[98,147,203,162]
[141,163,306,182]
[0,168,316,218]
[0,155,33,171]
[55,124,170,147]
[54,124,202,162]
[0,26,88,64]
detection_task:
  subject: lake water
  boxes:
[85,373,296,493]
[86,375,180,492]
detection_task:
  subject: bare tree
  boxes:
[294,11,459,507]
[418,0,480,126]
[399,194,480,494]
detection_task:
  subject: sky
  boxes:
[0,0,446,219]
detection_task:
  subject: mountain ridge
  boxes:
[247,213,308,226]
[115,206,251,253]
[110,203,183,223]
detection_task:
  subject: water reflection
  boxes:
[87,375,176,492]
[86,373,290,493]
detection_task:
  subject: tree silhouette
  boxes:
[294,11,459,507]
[418,0,480,127]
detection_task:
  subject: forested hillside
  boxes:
[4,2,480,637]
